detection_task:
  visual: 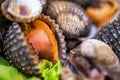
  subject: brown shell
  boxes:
[57,13,89,39]
[46,1,90,39]
[3,14,66,76]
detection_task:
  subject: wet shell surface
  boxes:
[46,1,83,19]
[57,13,89,39]
[46,1,89,39]
[95,17,120,60]
[1,0,44,22]
[3,14,66,76]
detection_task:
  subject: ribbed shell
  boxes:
[46,1,82,19]
[46,1,89,39]
[57,13,89,39]
[95,18,120,60]
[37,14,67,55]
[4,23,40,76]
[3,14,66,76]
[1,0,44,22]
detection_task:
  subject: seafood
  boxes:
[71,39,120,79]
[57,13,89,39]
[1,0,45,22]
[86,0,119,27]
[46,1,80,19]
[95,17,120,59]
[3,14,66,76]
[46,1,90,39]
[60,51,105,80]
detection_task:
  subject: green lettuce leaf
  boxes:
[38,60,62,80]
[0,56,62,80]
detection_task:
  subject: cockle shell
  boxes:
[57,13,89,39]
[4,23,40,75]
[86,0,119,27]
[95,17,120,59]
[3,14,66,76]
[46,1,89,39]
[46,1,85,19]
[1,0,44,22]
[61,51,105,80]
[71,39,120,79]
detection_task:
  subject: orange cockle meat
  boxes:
[86,0,118,27]
[26,19,58,62]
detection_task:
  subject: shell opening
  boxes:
[3,0,43,21]
[25,19,58,63]
[9,3,31,16]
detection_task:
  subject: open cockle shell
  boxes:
[3,14,66,76]
[1,0,44,22]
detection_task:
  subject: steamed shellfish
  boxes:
[1,0,45,22]
[3,14,66,76]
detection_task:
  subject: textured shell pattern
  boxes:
[46,1,89,39]
[3,14,67,76]
[95,18,120,60]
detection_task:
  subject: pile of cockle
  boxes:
[0,0,120,80]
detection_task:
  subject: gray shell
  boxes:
[95,18,120,60]
[3,14,66,76]
[4,23,40,76]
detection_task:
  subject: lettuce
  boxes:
[0,56,62,80]
[38,60,62,80]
